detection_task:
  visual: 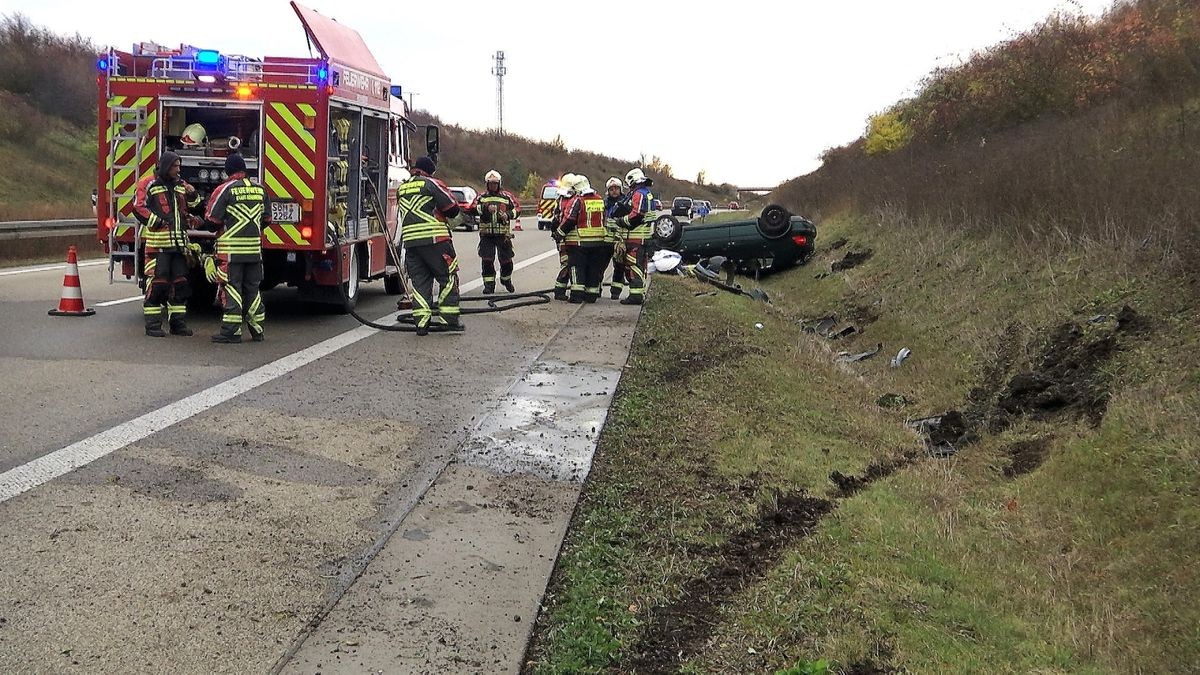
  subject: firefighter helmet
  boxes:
[606,176,623,190]
[180,123,207,148]
[558,173,578,197]
[575,175,592,193]
[485,169,502,186]
[625,168,647,187]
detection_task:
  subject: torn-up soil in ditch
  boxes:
[829,451,919,498]
[657,342,750,384]
[917,308,1145,460]
[624,494,834,673]
[1002,437,1053,478]
[832,249,874,272]
[626,453,914,672]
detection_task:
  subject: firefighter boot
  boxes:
[249,328,265,342]
[145,318,167,338]
[211,328,242,344]
[554,289,568,301]
[169,318,193,337]
[482,282,496,295]
[620,295,644,306]
[610,287,622,300]
[502,279,515,293]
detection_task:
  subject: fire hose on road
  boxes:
[329,175,553,333]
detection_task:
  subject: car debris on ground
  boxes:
[836,342,883,363]
[655,251,772,303]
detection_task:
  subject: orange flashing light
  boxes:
[300,226,314,240]
[235,85,253,98]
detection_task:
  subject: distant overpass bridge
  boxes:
[734,186,779,199]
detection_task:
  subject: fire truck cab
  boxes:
[95,1,435,310]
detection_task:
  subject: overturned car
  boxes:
[650,205,816,274]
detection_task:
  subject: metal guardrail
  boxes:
[0,219,94,234]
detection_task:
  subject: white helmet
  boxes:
[575,175,593,194]
[484,169,502,186]
[605,176,623,190]
[625,167,647,187]
[181,123,207,148]
[558,173,578,197]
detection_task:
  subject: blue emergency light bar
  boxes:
[390,85,402,98]
[195,50,221,65]
[318,66,328,81]
[96,57,108,71]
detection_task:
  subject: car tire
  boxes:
[651,215,683,248]
[757,204,792,240]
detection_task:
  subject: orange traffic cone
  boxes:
[512,217,523,232]
[48,246,96,317]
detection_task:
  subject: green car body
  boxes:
[654,212,817,273]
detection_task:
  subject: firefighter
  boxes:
[613,167,658,305]
[557,175,609,303]
[468,169,520,294]
[551,173,578,301]
[396,156,467,335]
[603,176,629,300]
[135,150,202,337]
[203,153,271,343]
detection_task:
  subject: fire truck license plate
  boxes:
[271,202,301,223]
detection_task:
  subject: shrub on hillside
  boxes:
[0,14,95,128]
[893,0,1200,144]
[774,0,1200,270]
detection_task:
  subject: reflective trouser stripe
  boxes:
[627,247,646,296]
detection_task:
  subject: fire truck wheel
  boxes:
[338,246,360,313]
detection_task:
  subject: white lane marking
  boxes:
[0,246,560,504]
[96,295,144,308]
[0,260,106,278]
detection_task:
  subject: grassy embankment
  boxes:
[527,1,1199,672]
[527,212,1198,674]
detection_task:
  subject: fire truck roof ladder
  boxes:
[107,105,148,286]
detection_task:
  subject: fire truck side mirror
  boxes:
[425,125,440,161]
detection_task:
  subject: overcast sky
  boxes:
[9,0,1114,185]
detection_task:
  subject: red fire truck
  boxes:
[95,2,437,310]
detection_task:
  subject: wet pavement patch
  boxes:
[625,493,834,673]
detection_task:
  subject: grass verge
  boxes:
[525,213,1199,674]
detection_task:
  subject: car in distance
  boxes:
[652,204,816,274]
[448,186,479,231]
[671,196,693,217]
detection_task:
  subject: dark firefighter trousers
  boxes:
[143,250,191,329]
[569,244,612,302]
[623,241,650,299]
[554,240,571,294]
[610,246,628,296]
[478,234,514,286]
[406,240,461,327]
[219,260,265,337]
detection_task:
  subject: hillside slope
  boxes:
[527,1,1199,672]
[411,111,731,203]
